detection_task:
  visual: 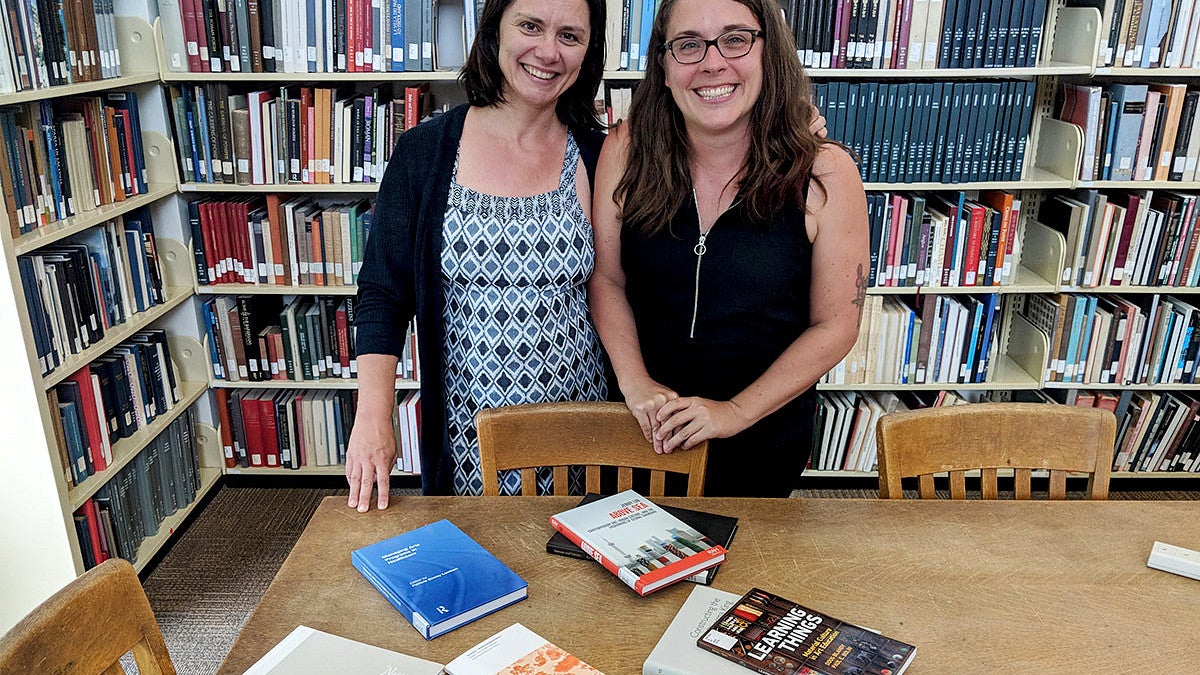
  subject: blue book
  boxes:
[351,519,527,639]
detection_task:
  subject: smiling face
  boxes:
[661,0,764,139]
[496,0,591,112]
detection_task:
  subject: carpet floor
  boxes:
[140,482,1199,674]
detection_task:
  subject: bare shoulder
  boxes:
[599,122,632,163]
[807,143,862,211]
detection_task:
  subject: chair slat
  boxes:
[1048,470,1067,500]
[552,466,569,496]
[981,468,998,499]
[949,471,966,499]
[617,467,633,491]
[918,474,936,499]
[1014,468,1032,499]
[585,466,600,494]
[649,470,666,496]
[521,469,537,496]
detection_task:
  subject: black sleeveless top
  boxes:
[622,194,817,496]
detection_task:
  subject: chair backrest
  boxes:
[0,558,175,675]
[476,402,708,496]
[876,403,1114,500]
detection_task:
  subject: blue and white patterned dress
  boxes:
[440,133,608,496]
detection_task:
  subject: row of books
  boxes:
[17,213,167,377]
[215,387,355,468]
[1020,293,1198,386]
[817,80,1036,184]
[828,293,1004,386]
[1088,0,1200,69]
[394,390,421,474]
[73,410,201,569]
[867,190,1023,289]
[1059,83,1200,182]
[1087,389,1200,473]
[168,83,431,186]
[0,0,122,94]
[782,0,1049,71]
[202,295,364,383]
[189,196,372,286]
[0,93,149,238]
[1042,189,1200,289]
[157,0,475,74]
[812,391,901,472]
[48,330,183,487]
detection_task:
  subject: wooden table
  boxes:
[216,497,1200,674]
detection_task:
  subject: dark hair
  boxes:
[616,0,845,234]
[460,0,606,132]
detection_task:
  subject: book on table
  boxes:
[444,623,602,675]
[546,493,738,585]
[643,586,750,675]
[697,588,917,675]
[350,519,527,639]
[547,490,727,596]
[240,625,444,674]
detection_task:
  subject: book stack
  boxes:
[72,408,201,568]
[49,329,182,487]
[167,82,432,186]
[0,0,122,93]
[1058,84,1200,183]
[189,196,372,287]
[817,80,1038,183]
[18,212,167,377]
[1104,390,1200,473]
[1091,0,1200,69]
[214,387,356,468]
[812,391,906,472]
[394,390,421,474]
[0,93,149,238]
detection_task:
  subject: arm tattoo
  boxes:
[852,263,867,328]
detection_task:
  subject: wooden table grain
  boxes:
[215,497,1200,674]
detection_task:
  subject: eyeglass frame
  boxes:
[659,28,764,65]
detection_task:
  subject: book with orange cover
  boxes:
[444,623,601,675]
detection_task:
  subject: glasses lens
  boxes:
[673,38,705,63]
[718,31,754,58]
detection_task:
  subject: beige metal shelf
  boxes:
[224,465,414,476]
[65,381,208,510]
[12,184,177,255]
[196,283,358,296]
[211,378,419,390]
[1093,67,1200,77]
[1042,382,1200,391]
[161,70,461,83]
[179,182,378,193]
[863,166,1074,192]
[1077,180,1200,189]
[817,355,1041,391]
[866,265,1058,295]
[0,73,160,106]
[1060,285,1200,294]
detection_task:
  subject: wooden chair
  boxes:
[476,401,708,496]
[876,403,1115,500]
[0,558,175,675]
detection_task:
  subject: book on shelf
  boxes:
[0,0,121,93]
[1070,388,1200,473]
[811,391,906,473]
[444,623,602,675]
[1081,0,1200,68]
[644,586,747,675]
[546,493,738,586]
[547,490,727,596]
[394,389,422,474]
[72,408,201,568]
[350,519,527,640]
[697,587,917,675]
[216,387,357,468]
[242,625,444,675]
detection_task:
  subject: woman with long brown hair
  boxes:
[589,0,869,496]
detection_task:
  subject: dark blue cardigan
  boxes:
[355,104,606,494]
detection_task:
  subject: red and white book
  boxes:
[548,490,726,596]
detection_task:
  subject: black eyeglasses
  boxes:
[661,29,763,65]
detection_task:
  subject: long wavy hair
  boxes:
[459,0,606,132]
[616,0,842,234]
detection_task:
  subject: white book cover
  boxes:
[444,623,601,675]
[241,625,444,675]
[643,586,745,675]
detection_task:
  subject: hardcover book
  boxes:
[444,623,602,675]
[643,586,747,675]
[546,493,738,585]
[351,519,527,639]
[697,588,917,675]
[242,625,444,674]
[547,490,726,596]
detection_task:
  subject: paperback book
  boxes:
[548,490,726,596]
[351,519,527,639]
[643,586,747,675]
[697,588,917,675]
[241,625,444,674]
[546,493,738,585]
[444,623,602,675]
